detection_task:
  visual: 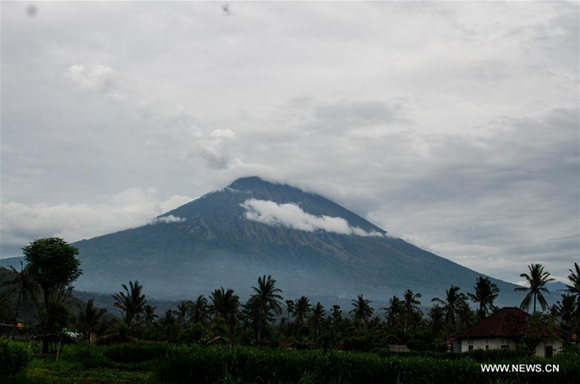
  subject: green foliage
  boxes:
[23,238,82,292]
[0,339,30,376]
[60,342,108,369]
[154,346,580,384]
[104,343,172,363]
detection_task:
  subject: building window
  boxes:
[545,346,553,358]
[486,345,489,351]
[501,345,509,350]
[468,345,474,351]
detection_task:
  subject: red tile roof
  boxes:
[454,307,531,339]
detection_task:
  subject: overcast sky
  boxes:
[1,1,578,284]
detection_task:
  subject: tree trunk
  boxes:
[533,294,537,315]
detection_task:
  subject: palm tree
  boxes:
[189,295,209,325]
[468,276,499,319]
[514,264,555,314]
[350,295,373,326]
[293,296,312,327]
[432,285,467,332]
[285,300,294,323]
[177,300,192,325]
[383,295,404,329]
[563,262,579,310]
[428,305,445,337]
[1,262,39,321]
[144,305,157,327]
[331,305,342,324]
[112,281,147,326]
[309,302,325,338]
[76,299,107,338]
[209,287,239,336]
[552,294,576,324]
[403,289,422,332]
[249,275,283,341]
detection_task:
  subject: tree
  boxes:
[1,261,39,321]
[249,275,283,341]
[112,281,147,326]
[144,305,158,327]
[515,264,555,314]
[23,237,82,353]
[383,295,404,329]
[76,299,106,338]
[350,295,373,326]
[432,285,467,332]
[552,294,576,324]
[309,302,325,338]
[189,295,209,326]
[209,287,239,337]
[563,262,580,313]
[403,289,422,332]
[468,276,499,319]
[293,296,312,328]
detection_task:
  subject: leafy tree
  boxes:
[1,261,39,321]
[249,275,283,341]
[23,237,82,353]
[432,285,467,333]
[403,289,422,332]
[468,276,499,319]
[350,295,373,326]
[112,280,147,326]
[515,264,555,314]
[75,299,106,338]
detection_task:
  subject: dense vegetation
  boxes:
[0,341,578,383]
[1,238,579,382]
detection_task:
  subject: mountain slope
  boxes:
[2,177,525,305]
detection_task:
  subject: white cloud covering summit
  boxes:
[241,199,384,237]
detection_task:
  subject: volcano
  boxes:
[3,177,523,305]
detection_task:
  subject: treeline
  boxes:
[1,238,579,353]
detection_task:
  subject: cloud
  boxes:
[0,189,192,257]
[65,65,127,101]
[240,198,384,237]
[1,1,577,283]
[151,215,186,224]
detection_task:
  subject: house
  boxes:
[451,307,564,357]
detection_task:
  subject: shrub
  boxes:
[60,342,108,368]
[0,339,30,376]
[104,342,172,363]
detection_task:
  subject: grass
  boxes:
[1,341,578,384]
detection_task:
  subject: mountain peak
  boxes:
[228,176,279,190]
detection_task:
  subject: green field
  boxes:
[1,340,579,384]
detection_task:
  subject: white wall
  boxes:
[534,340,564,357]
[459,337,517,352]
[458,337,564,357]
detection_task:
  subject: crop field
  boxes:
[1,340,579,384]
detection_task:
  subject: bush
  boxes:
[60,342,108,368]
[104,342,172,363]
[0,339,30,376]
[154,346,580,384]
